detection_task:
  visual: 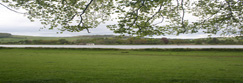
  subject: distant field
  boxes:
[0,48,243,83]
[0,35,116,43]
[0,35,74,43]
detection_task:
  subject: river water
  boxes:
[1,45,243,49]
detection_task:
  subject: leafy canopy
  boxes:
[1,0,243,36]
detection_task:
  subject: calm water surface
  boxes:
[1,45,243,49]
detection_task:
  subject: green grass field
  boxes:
[0,48,243,83]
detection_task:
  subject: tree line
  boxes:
[1,37,243,45]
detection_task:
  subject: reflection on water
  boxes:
[0,45,243,49]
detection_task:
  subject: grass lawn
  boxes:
[0,48,243,83]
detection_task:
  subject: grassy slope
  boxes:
[0,48,243,83]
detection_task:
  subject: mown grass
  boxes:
[0,48,243,83]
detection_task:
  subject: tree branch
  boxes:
[128,0,145,29]
[153,13,165,25]
[176,0,180,11]
[77,0,94,33]
[146,3,163,25]
[200,2,225,28]
[0,2,27,14]
[68,13,78,21]
[226,0,237,22]
[181,0,185,29]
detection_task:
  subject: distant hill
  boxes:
[74,35,132,39]
[0,34,131,43]
[75,35,116,38]
[0,33,12,38]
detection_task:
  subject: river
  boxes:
[1,45,243,49]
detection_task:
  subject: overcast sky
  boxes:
[0,5,219,39]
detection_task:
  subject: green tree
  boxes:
[161,37,169,44]
[1,0,242,36]
[207,38,220,44]
[58,39,69,44]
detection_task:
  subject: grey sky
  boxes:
[0,5,218,39]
